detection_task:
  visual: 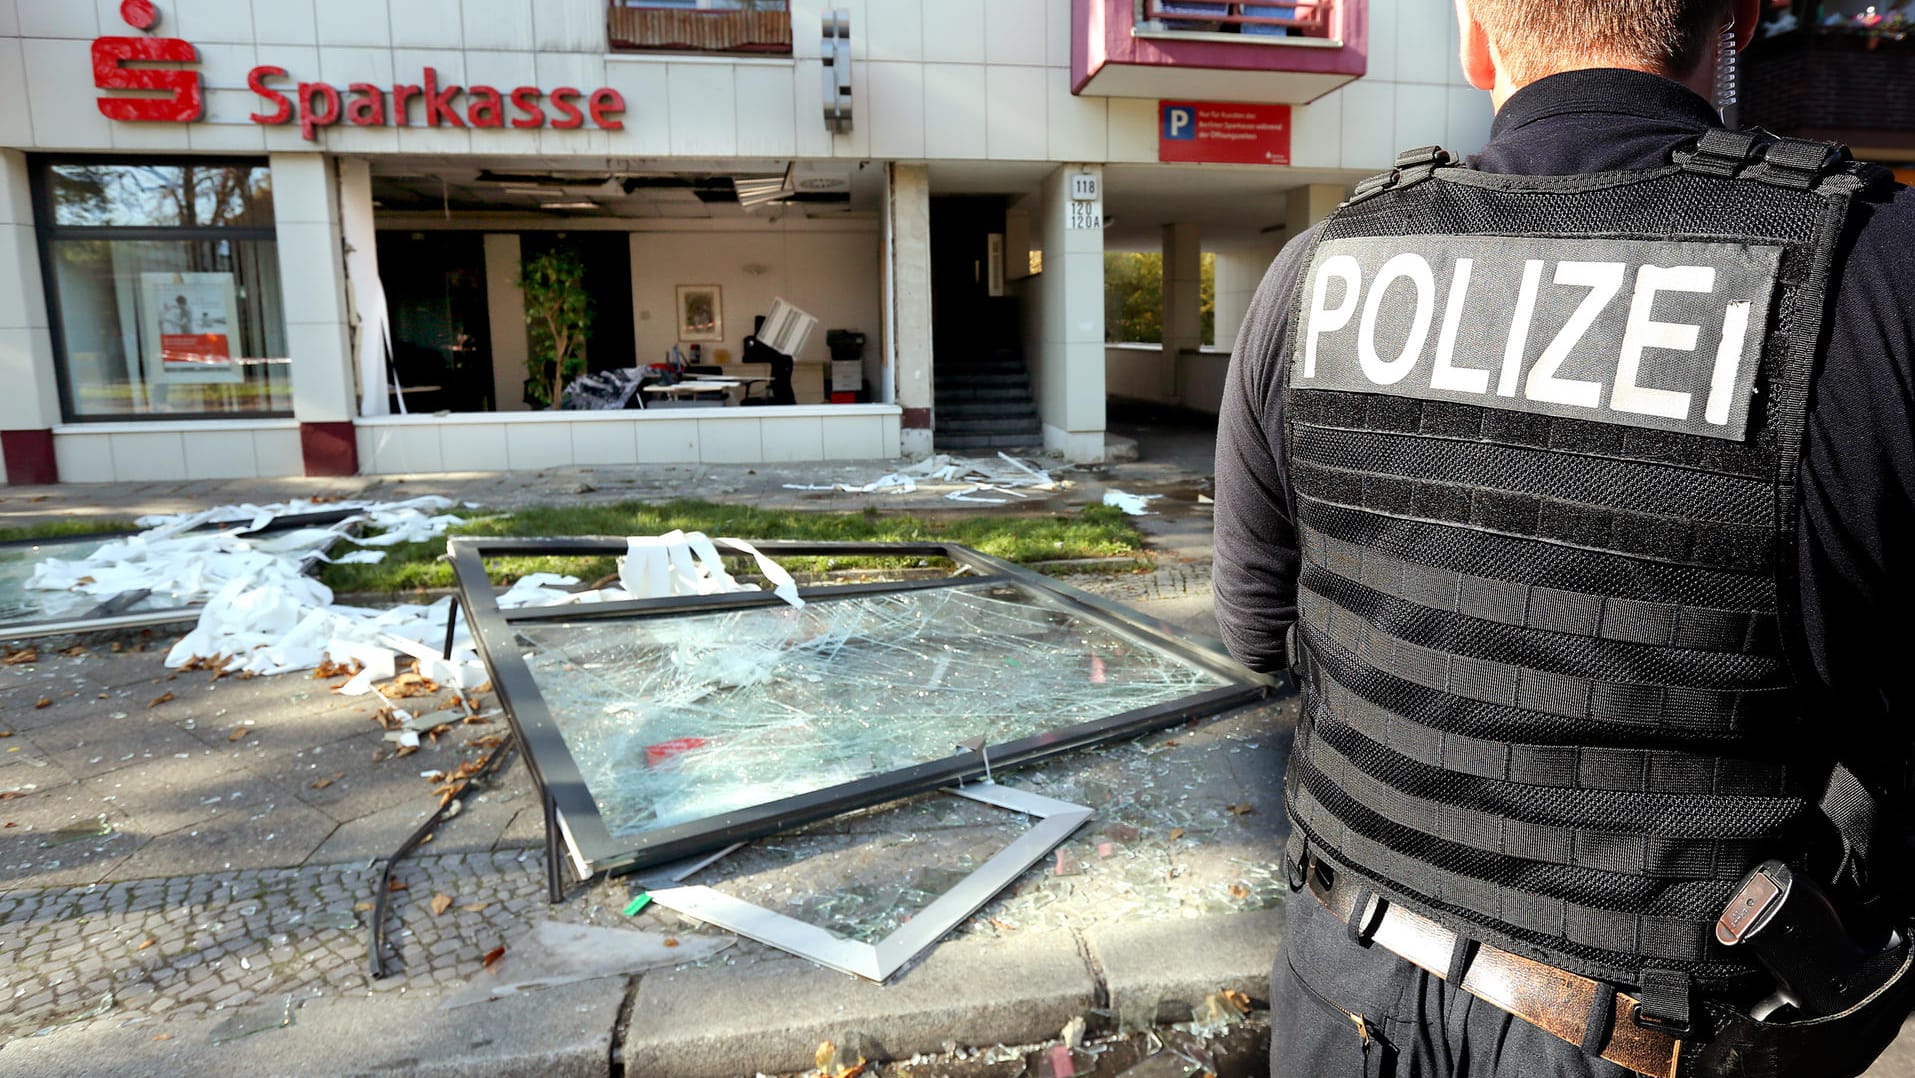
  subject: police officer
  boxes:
[1213,0,1915,1075]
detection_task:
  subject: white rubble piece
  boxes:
[23,497,471,680]
[28,503,808,696]
[493,532,804,611]
[782,452,1068,505]
[1102,490,1163,517]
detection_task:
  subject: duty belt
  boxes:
[1306,863,1685,1077]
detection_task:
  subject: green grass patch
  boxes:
[0,518,139,544]
[319,499,1147,595]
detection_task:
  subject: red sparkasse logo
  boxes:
[92,0,626,140]
[93,0,203,123]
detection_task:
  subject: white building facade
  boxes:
[0,0,1488,483]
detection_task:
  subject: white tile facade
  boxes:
[0,0,1493,482]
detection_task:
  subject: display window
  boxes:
[34,158,290,420]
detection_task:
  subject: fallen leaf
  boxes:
[387,879,409,893]
[353,901,374,912]
[34,698,51,710]
[152,1033,172,1041]
[308,777,333,790]
[1228,883,1251,900]
[473,681,492,695]
[1168,827,1186,841]
[147,692,174,709]
[61,645,86,658]
[227,727,249,742]
[663,937,679,948]
[482,945,505,970]
[3,648,37,665]
[462,902,490,913]
[429,893,453,917]
[137,938,156,951]
[461,714,492,726]
[393,744,418,759]
[0,730,12,738]
[1223,989,1253,1012]
[1227,802,1256,816]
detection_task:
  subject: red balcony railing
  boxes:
[1074,0,1364,105]
[608,2,793,56]
[1140,2,1333,40]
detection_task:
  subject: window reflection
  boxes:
[49,163,274,230]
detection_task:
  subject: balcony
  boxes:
[1738,1,1915,156]
[608,0,792,56]
[1074,0,1365,105]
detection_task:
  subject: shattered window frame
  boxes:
[0,509,365,641]
[448,537,1277,880]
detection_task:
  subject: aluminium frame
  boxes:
[445,537,1277,893]
[636,781,1091,982]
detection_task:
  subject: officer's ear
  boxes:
[1732,0,1761,51]
[1453,0,1497,92]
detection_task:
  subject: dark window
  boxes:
[34,159,290,422]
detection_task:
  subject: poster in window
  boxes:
[141,272,243,384]
[676,284,724,343]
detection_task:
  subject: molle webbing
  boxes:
[1279,141,1867,994]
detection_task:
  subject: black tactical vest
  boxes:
[1280,133,1889,1007]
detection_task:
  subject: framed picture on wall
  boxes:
[676,285,724,342]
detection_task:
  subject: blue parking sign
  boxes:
[1162,105,1197,141]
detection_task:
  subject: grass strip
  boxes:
[319,499,1147,595]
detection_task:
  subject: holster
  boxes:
[1686,934,1915,1078]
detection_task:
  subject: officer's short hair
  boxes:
[1470,0,1734,84]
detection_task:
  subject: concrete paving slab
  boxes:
[621,929,1099,1078]
[0,976,625,1078]
[1083,907,1285,1029]
[107,798,339,880]
[27,713,209,785]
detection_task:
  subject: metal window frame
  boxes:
[636,781,1091,982]
[446,537,1276,887]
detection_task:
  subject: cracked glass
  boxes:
[514,581,1234,843]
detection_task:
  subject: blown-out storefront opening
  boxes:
[0,0,1493,484]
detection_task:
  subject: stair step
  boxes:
[935,432,1046,451]
[938,416,1042,435]
[938,401,1038,420]
[935,385,1031,402]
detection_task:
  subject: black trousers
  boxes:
[1270,894,1643,1078]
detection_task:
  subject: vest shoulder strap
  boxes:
[1346,145,1455,208]
[1675,128,1896,197]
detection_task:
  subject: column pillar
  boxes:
[1213,240,1283,352]
[270,152,359,476]
[485,235,529,412]
[0,150,63,484]
[1284,182,1348,237]
[1160,222,1203,402]
[1032,165,1105,463]
[884,163,934,457]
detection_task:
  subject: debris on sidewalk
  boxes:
[782,453,1070,505]
[1101,490,1163,516]
[441,921,731,1008]
[25,992,114,1039]
[207,995,294,1045]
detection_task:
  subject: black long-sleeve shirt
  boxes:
[1213,68,1915,735]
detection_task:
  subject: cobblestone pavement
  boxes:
[0,849,556,1042]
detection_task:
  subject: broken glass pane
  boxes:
[0,536,186,629]
[515,581,1233,842]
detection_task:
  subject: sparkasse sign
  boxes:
[92,0,626,141]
